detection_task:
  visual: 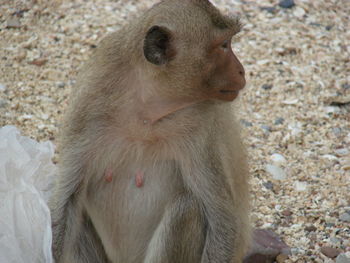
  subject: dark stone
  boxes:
[261,125,272,132]
[260,6,277,14]
[321,246,341,258]
[342,83,350,90]
[325,25,333,31]
[274,117,285,125]
[240,119,253,127]
[263,181,274,190]
[244,229,291,263]
[261,84,273,90]
[305,225,317,232]
[278,0,295,8]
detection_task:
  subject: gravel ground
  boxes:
[1,0,349,262]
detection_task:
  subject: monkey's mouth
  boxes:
[219,89,238,94]
[216,89,239,101]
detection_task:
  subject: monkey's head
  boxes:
[142,0,246,103]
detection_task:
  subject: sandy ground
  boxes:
[1,0,349,262]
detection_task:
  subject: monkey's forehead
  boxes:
[147,0,241,35]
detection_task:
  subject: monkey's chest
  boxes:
[84,161,183,262]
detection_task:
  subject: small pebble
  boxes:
[295,181,307,192]
[274,117,285,125]
[321,246,341,259]
[0,84,6,92]
[56,82,66,88]
[261,84,273,90]
[240,119,253,127]
[330,237,341,245]
[342,83,350,90]
[281,209,292,216]
[0,99,7,108]
[261,125,272,132]
[293,7,305,18]
[6,17,21,28]
[263,181,274,190]
[265,164,287,180]
[332,127,342,136]
[326,223,335,228]
[270,153,286,165]
[279,0,295,9]
[305,225,317,232]
[339,212,350,223]
[260,6,277,14]
[335,148,349,157]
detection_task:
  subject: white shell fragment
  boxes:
[265,164,287,181]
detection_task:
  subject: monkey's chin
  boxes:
[216,90,239,101]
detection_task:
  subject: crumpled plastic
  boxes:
[0,125,56,263]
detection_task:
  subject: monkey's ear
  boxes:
[143,26,174,65]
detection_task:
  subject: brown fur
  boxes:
[50,0,250,262]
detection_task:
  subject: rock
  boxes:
[282,98,298,105]
[335,148,349,157]
[274,117,285,125]
[270,153,286,165]
[342,83,350,90]
[279,0,295,9]
[244,229,291,263]
[332,127,342,136]
[240,119,253,127]
[305,225,317,232]
[281,209,292,216]
[56,82,66,88]
[6,17,21,28]
[339,212,350,222]
[330,237,341,245]
[28,58,48,66]
[336,252,350,263]
[0,99,8,108]
[321,246,341,259]
[261,125,272,132]
[260,6,277,14]
[265,164,287,180]
[263,181,274,190]
[261,84,273,90]
[0,84,6,92]
[293,7,305,18]
[295,181,307,192]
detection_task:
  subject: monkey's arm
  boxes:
[49,148,109,263]
[182,149,241,263]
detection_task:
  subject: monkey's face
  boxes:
[142,1,245,104]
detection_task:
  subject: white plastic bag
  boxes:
[0,125,56,263]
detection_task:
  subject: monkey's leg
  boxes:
[144,194,206,263]
[55,203,109,263]
[50,165,109,263]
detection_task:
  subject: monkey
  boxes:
[49,0,250,262]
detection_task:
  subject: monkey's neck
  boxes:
[138,97,206,124]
